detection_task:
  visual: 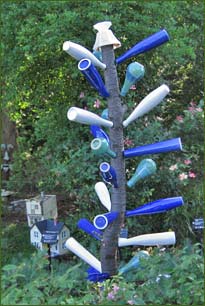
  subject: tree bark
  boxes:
[100,45,126,275]
[2,111,17,149]
[1,111,17,181]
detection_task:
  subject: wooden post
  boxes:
[100,45,126,275]
[47,244,52,272]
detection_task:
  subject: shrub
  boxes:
[1,242,204,305]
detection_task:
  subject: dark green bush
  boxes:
[1,242,204,305]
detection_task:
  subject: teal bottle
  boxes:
[120,62,145,96]
[101,108,109,120]
[118,250,149,274]
[91,138,116,158]
[127,159,156,188]
[93,50,102,62]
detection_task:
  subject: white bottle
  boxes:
[95,182,111,211]
[123,84,170,127]
[118,231,176,247]
[65,237,102,272]
[67,107,113,128]
[63,41,106,70]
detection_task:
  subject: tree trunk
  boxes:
[1,111,17,181]
[100,45,126,275]
[2,111,17,149]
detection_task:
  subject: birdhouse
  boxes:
[26,193,58,227]
[30,219,70,257]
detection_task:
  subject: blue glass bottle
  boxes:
[77,218,103,240]
[100,162,118,188]
[78,58,109,98]
[90,125,110,143]
[125,197,184,217]
[124,138,182,158]
[116,29,170,64]
[93,212,119,230]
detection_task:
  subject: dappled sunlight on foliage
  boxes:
[1,1,204,304]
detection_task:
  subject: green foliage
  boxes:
[97,242,204,305]
[2,0,203,201]
[1,242,204,305]
[1,251,85,305]
[1,222,36,266]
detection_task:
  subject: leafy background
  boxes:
[1,1,204,305]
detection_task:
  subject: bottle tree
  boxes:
[64,21,184,280]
